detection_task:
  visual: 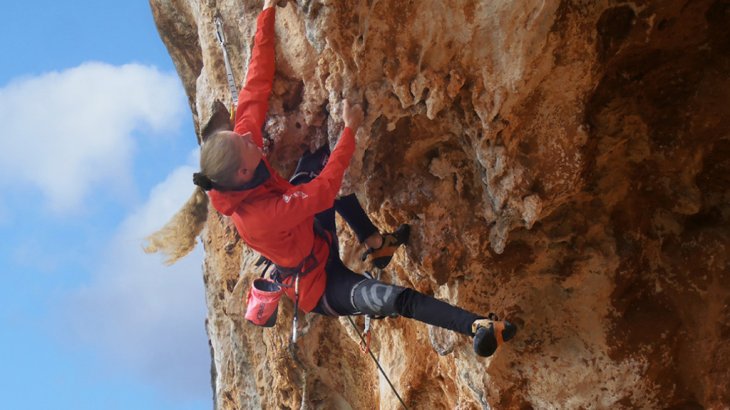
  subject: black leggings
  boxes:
[313,257,480,336]
[293,146,480,336]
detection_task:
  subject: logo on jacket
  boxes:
[282,191,309,203]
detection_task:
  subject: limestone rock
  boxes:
[150,0,730,408]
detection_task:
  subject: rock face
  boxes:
[150,0,730,408]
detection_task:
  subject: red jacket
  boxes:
[208,8,355,312]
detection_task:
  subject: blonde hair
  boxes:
[144,130,243,265]
[143,187,209,265]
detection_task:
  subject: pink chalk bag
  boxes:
[244,278,283,327]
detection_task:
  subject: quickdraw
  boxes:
[359,268,382,352]
[214,15,239,125]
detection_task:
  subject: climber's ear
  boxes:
[200,100,233,143]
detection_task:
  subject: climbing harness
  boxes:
[347,316,408,410]
[214,15,239,125]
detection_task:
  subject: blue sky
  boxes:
[1,1,210,409]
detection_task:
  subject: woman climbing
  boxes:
[147,0,515,358]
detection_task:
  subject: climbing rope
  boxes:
[347,316,408,410]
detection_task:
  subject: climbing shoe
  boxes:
[472,314,517,357]
[361,224,411,269]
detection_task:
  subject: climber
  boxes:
[152,0,516,357]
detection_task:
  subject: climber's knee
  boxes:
[350,279,406,317]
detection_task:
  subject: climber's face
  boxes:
[236,131,263,183]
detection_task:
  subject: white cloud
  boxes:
[0,62,185,213]
[57,158,211,399]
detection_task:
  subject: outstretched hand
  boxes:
[343,100,364,131]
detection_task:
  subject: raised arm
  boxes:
[260,101,365,229]
[266,127,356,229]
[233,2,277,146]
